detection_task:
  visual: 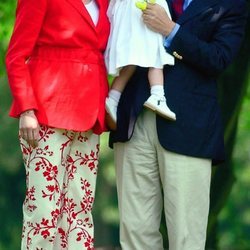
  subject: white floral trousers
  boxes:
[20,126,99,250]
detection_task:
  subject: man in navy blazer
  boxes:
[110,0,247,249]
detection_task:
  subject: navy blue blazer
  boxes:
[110,0,247,165]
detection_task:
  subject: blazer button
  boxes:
[173,51,183,60]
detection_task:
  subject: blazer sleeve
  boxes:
[5,0,47,117]
[166,0,248,77]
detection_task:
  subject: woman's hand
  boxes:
[142,3,176,37]
[19,110,40,148]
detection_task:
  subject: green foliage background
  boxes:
[0,1,249,249]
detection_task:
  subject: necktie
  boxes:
[172,0,184,18]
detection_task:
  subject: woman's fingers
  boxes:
[27,129,37,148]
[19,110,40,148]
[20,127,39,148]
[31,126,40,148]
[20,128,28,141]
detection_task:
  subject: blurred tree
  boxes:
[0,1,25,250]
[0,0,20,168]
[218,82,250,249]
[206,2,250,248]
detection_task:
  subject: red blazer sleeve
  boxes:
[6,0,47,116]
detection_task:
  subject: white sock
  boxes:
[150,85,165,97]
[108,89,121,104]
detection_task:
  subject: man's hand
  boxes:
[19,110,40,148]
[142,3,176,37]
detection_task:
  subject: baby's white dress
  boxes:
[105,0,175,76]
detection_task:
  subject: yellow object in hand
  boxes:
[135,1,147,10]
[135,0,156,11]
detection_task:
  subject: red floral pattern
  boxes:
[20,126,99,250]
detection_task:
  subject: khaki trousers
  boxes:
[20,126,99,250]
[114,109,212,250]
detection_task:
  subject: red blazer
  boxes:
[6,0,110,134]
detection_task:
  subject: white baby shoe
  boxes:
[144,95,176,121]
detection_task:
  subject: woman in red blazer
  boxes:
[6,0,110,249]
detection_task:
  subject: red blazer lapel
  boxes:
[66,0,96,30]
[94,0,101,29]
[94,0,106,31]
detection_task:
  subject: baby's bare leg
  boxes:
[111,65,136,92]
[147,67,165,96]
[148,67,164,87]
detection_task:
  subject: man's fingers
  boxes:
[144,3,154,11]
[142,4,159,24]
[142,11,153,22]
[143,13,154,20]
[143,3,158,14]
